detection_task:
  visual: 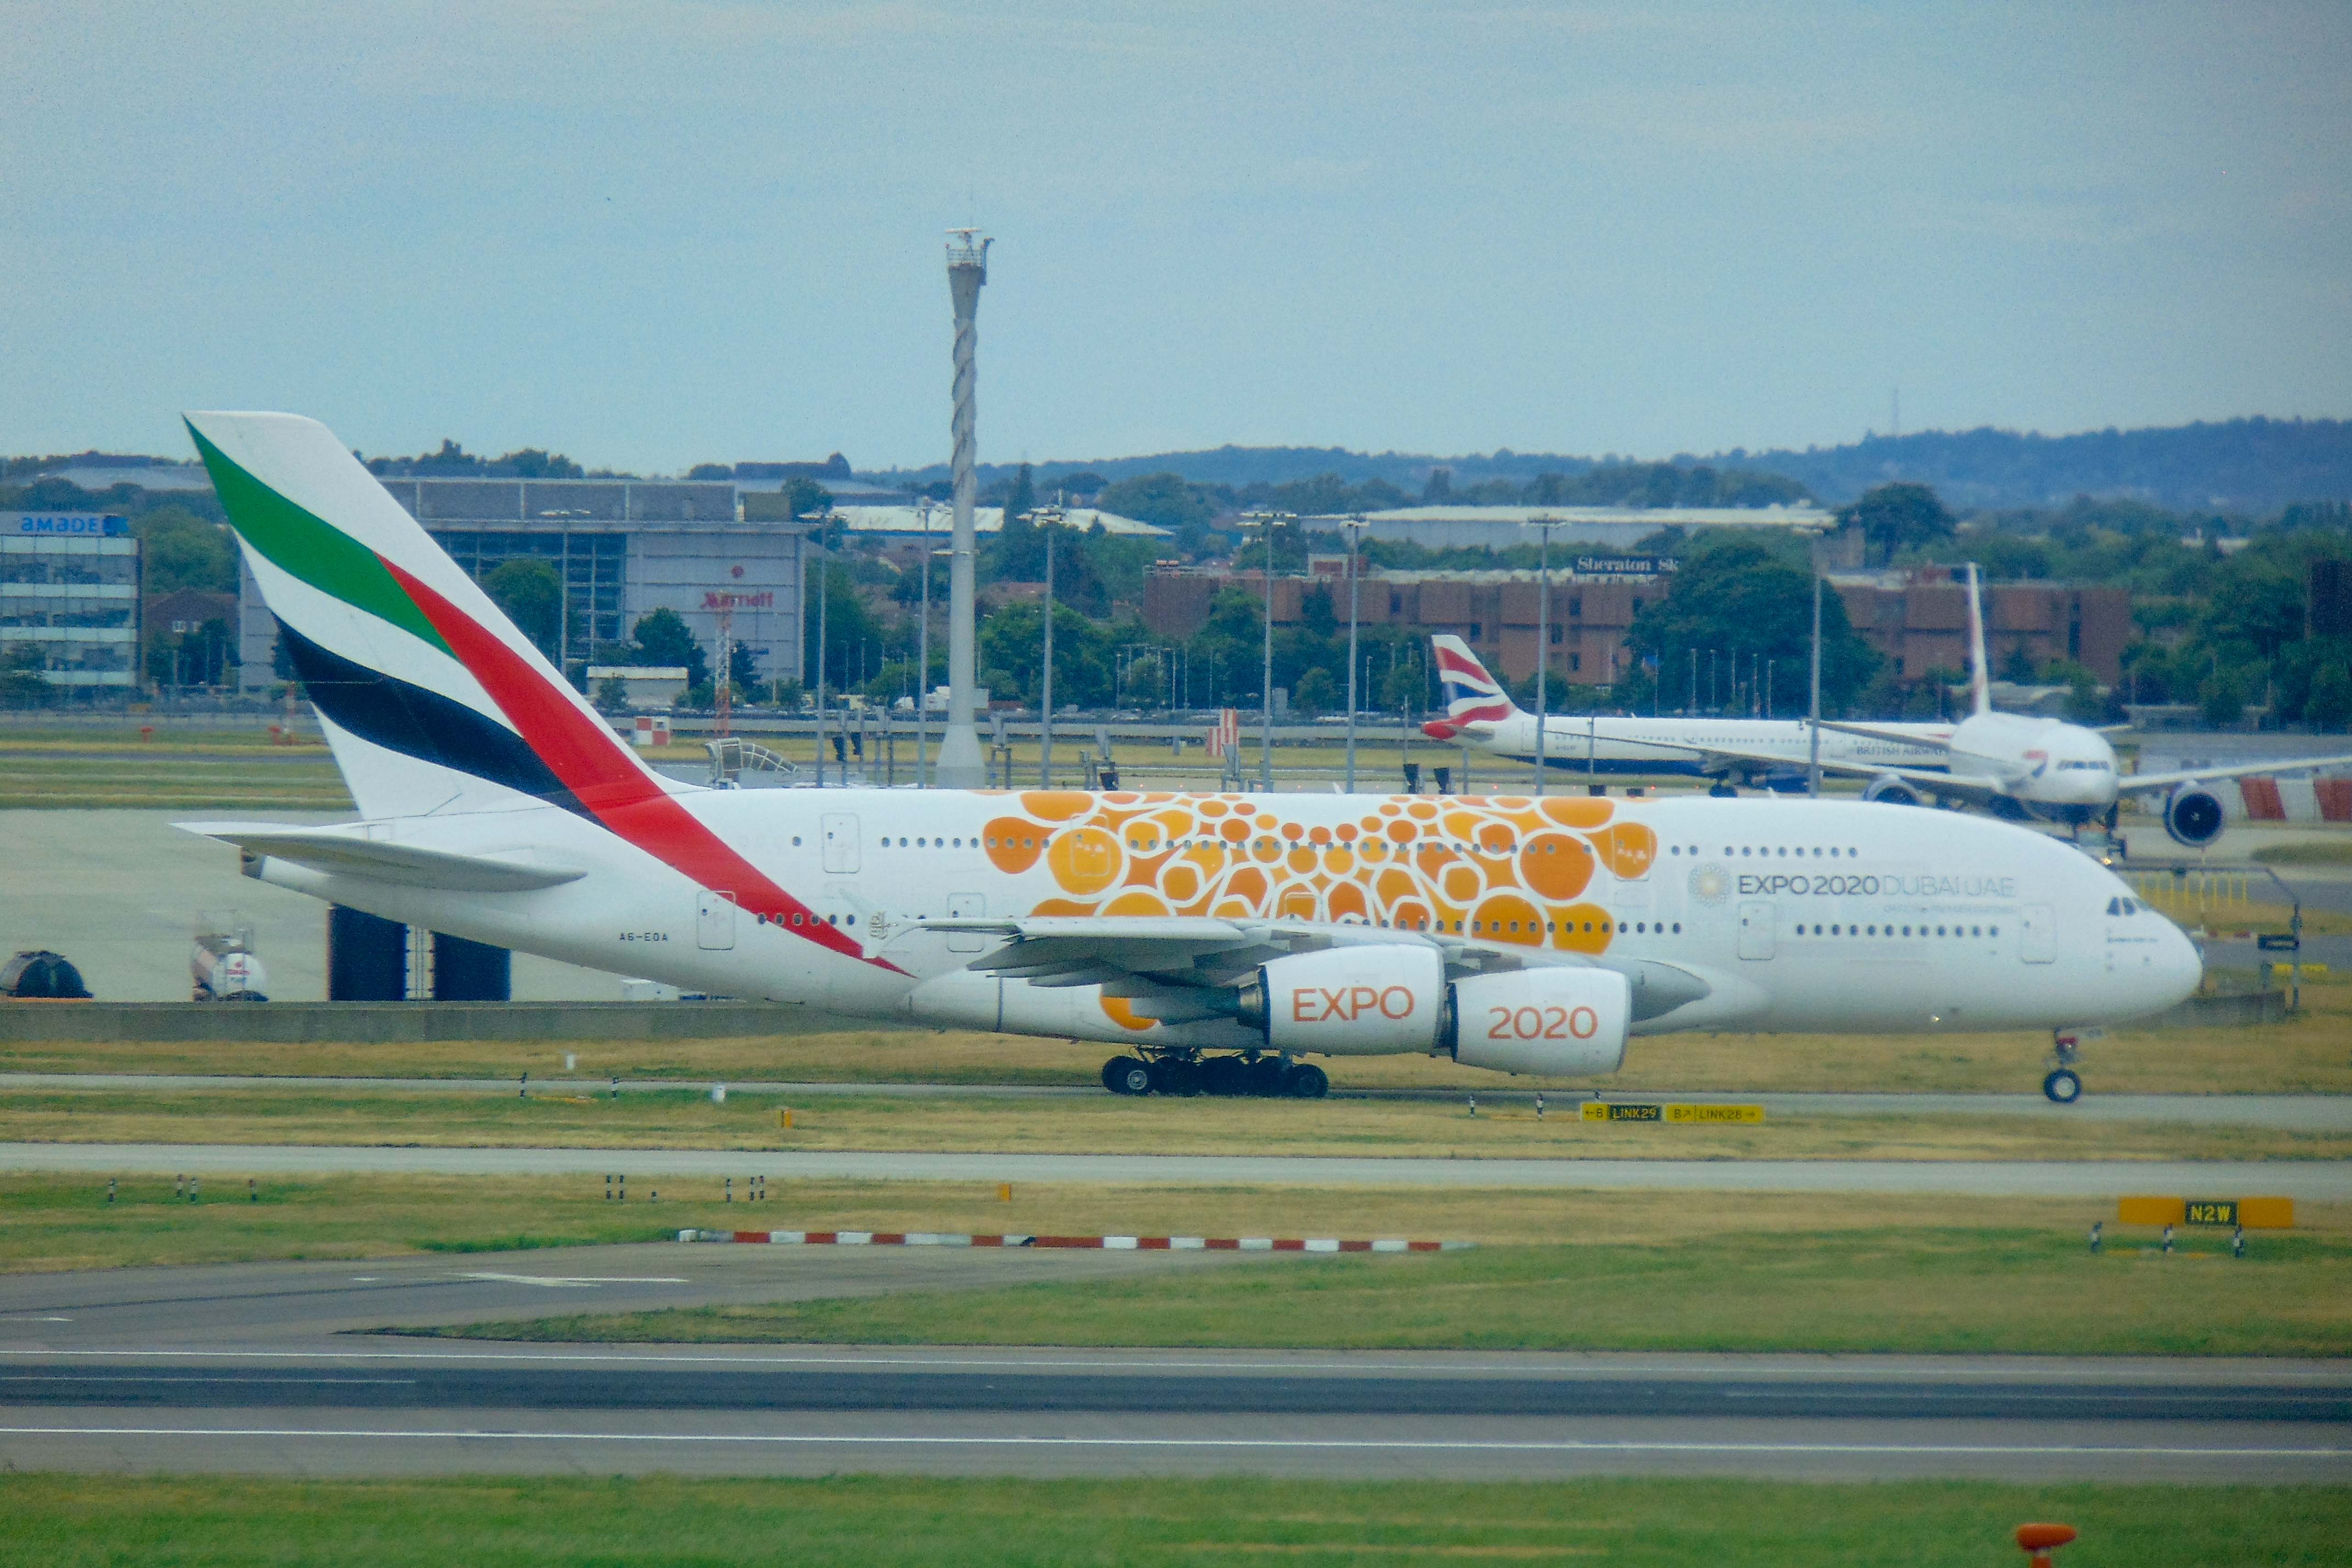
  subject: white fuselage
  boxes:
[245,789,2200,1051]
[1455,713,1954,785]
[1942,711,2123,821]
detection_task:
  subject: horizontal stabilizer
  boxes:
[176,821,586,891]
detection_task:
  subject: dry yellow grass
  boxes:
[6,981,2349,1094]
[2,1082,2344,1162]
[10,1168,2345,1275]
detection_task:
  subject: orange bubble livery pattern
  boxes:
[979,792,1654,960]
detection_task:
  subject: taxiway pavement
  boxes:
[4,1142,2349,1198]
[6,1077,2348,1130]
[1,1246,2342,1482]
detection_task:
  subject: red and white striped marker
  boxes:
[680,1229,1468,1252]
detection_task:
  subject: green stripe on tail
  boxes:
[187,421,451,657]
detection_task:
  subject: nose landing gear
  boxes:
[2042,1030,2084,1103]
[1101,1050,1327,1099]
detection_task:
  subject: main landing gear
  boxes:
[2043,1030,2084,1104]
[1102,1051,1328,1099]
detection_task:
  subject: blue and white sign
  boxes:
[11,513,128,537]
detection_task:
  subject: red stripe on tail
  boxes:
[382,560,870,964]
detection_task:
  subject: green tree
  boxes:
[2306,662,2352,732]
[977,600,1118,707]
[629,606,709,689]
[1096,472,1220,535]
[483,558,563,656]
[1,643,49,707]
[134,507,236,594]
[1999,642,2037,684]
[1627,538,1880,713]
[801,562,888,695]
[1292,666,1339,716]
[497,448,584,478]
[1839,483,1956,566]
[1001,463,1037,527]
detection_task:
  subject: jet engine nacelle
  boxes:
[1447,968,1630,1077]
[2163,784,2228,848]
[1241,946,1446,1056]
[1862,774,1924,807]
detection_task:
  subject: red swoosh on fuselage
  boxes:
[382,559,878,966]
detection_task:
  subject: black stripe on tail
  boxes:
[279,625,591,818]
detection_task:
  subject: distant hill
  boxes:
[865,417,2352,514]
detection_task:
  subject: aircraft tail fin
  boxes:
[185,411,680,822]
[1964,562,1991,717]
[1424,634,1521,739]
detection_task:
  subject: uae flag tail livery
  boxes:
[1424,635,1519,739]
[182,411,864,964]
[185,411,678,823]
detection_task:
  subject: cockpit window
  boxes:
[2106,896,2142,917]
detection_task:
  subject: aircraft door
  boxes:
[2020,904,2057,963]
[1736,901,1775,961]
[820,813,861,875]
[947,893,985,952]
[697,889,736,951]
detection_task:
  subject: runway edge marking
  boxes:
[679,1229,1471,1252]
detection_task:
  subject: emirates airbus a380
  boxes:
[181,413,2199,1105]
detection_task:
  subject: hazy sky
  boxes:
[4,2,2347,473]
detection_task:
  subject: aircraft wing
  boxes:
[177,821,588,892]
[2117,752,2352,796]
[1811,718,1956,752]
[1663,743,2015,810]
[924,915,1711,1022]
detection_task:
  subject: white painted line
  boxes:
[457,1273,689,1288]
[0,1425,2339,1459]
[9,1348,2345,1388]
[0,1318,71,1323]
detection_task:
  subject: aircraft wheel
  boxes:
[1248,1058,1289,1097]
[1286,1063,1330,1100]
[2042,1068,2082,1105]
[1708,783,1738,798]
[1104,1056,1152,1096]
[1148,1057,1200,1097]
[1200,1056,1248,1097]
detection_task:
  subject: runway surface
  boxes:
[8,1076,2347,1129]
[4,1141,2349,1197]
[2,1246,2343,1482]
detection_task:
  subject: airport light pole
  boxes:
[1342,514,1367,792]
[1035,504,1063,787]
[814,516,830,787]
[915,501,932,787]
[1808,572,1823,797]
[1240,512,1288,792]
[1527,514,1560,796]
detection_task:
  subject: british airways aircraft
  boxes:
[181,413,2198,1104]
[1427,562,2352,843]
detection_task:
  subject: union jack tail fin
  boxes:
[1423,634,1521,739]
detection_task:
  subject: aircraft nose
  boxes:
[2159,922,2204,1008]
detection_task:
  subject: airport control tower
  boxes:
[933,228,991,788]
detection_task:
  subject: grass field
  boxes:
[6,972,2351,1092]
[5,1079,2345,1162]
[435,1221,2352,1359]
[4,1474,2345,1568]
[0,730,350,810]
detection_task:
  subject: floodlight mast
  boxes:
[934,228,991,787]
